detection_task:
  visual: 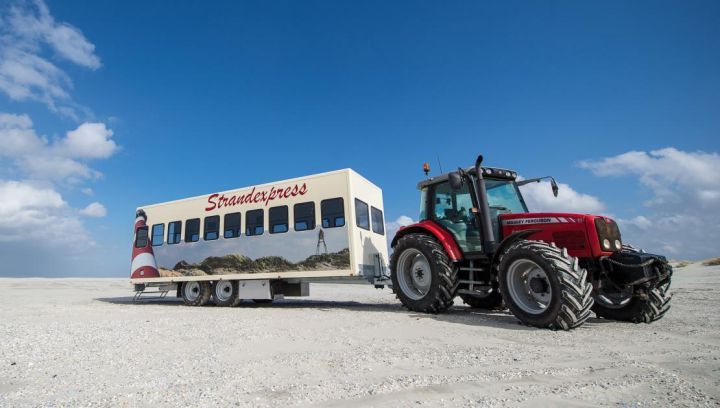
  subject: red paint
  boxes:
[205,183,308,211]
[391,220,464,261]
[500,212,616,258]
[130,214,159,279]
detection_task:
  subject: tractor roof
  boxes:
[417,166,518,189]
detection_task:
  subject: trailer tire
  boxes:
[460,291,504,310]
[497,240,593,330]
[390,233,458,314]
[593,278,672,323]
[213,280,240,307]
[181,281,211,306]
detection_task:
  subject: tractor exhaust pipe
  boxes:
[473,155,497,254]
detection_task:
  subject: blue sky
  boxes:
[0,0,718,276]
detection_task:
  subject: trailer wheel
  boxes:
[181,281,211,306]
[593,278,672,323]
[213,280,240,307]
[460,290,503,310]
[497,240,593,330]
[390,233,458,314]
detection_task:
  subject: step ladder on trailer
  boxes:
[133,283,175,302]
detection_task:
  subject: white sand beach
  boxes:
[0,264,718,407]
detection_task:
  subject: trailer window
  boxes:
[167,221,182,244]
[321,198,345,228]
[371,207,384,235]
[355,199,370,230]
[151,224,164,246]
[204,215,219,240]
[185,218,200,242]
[269,206,288,234]
[224,212,241,238]
[246,209,264,236]
[134,226,149,248]
[294,202,315,231]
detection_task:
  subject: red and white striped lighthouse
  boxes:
[130,209,160,279]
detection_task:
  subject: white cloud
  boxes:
[0,180,91,245]
[81,187,93,196]
[581,148,720,259]
[79,202,106,218]
[519,180,606,214]
[0,113,113,182]
[385,215,415,252]
[0,0,101,118]
[58,123,117,159]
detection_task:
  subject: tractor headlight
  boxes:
[595,217,622,252]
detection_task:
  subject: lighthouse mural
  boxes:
[131,209,160,279]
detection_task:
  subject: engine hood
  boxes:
[499,212,621,258]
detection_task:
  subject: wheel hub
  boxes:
[529,276,548,294]
[506,259,552,315]
[396,248,432,300]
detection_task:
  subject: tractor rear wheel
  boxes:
[497,240,593,330]
[390,233,458,313]
[460,290,503,310]
[593,278,672,323]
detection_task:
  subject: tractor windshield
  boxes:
[485,179,528,213]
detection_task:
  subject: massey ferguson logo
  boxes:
[503,217,581,226]
[205,183,308,211]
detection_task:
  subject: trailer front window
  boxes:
[355,199,370,230]
[371,207,384,235]
[134,226,149,248]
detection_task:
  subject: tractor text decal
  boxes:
[503,217,582,225]
[205,183,308,211]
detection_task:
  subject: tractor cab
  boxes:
[417,166,528,255]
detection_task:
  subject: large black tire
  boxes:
[593,278,672,323]
[497,240,593,330]
[460,290,504,310]
[213,280,241,307]
[181,281,211,306]
[390,233,458,313]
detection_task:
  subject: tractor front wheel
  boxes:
[497,240,593,330]
[390,233,458,314]
[593,278,672,323]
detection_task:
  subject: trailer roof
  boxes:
[137,168,376,210]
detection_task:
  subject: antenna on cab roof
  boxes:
[436,154,444,174]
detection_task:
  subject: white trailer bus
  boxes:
[130,169,390,306]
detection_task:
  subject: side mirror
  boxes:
[551,178,559,197]
[448,171,463,190]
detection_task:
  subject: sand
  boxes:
[0,263,718,407]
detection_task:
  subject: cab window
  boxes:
[432,182,482,252]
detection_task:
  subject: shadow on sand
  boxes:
[94,296,613,331]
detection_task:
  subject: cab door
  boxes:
[430,181,483,253]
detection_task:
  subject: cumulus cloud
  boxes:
[0,112,114,182]
[581,148,720,259]
[0,0,101,118]
[519,179,606,214]
[0,180,91,245]
[79,202,106,218]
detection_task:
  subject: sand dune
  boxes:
[0,264,718,406]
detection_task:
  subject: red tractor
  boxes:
[390,154,672,330]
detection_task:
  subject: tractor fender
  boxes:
[490,229,542,269]
[390,220,464,262]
